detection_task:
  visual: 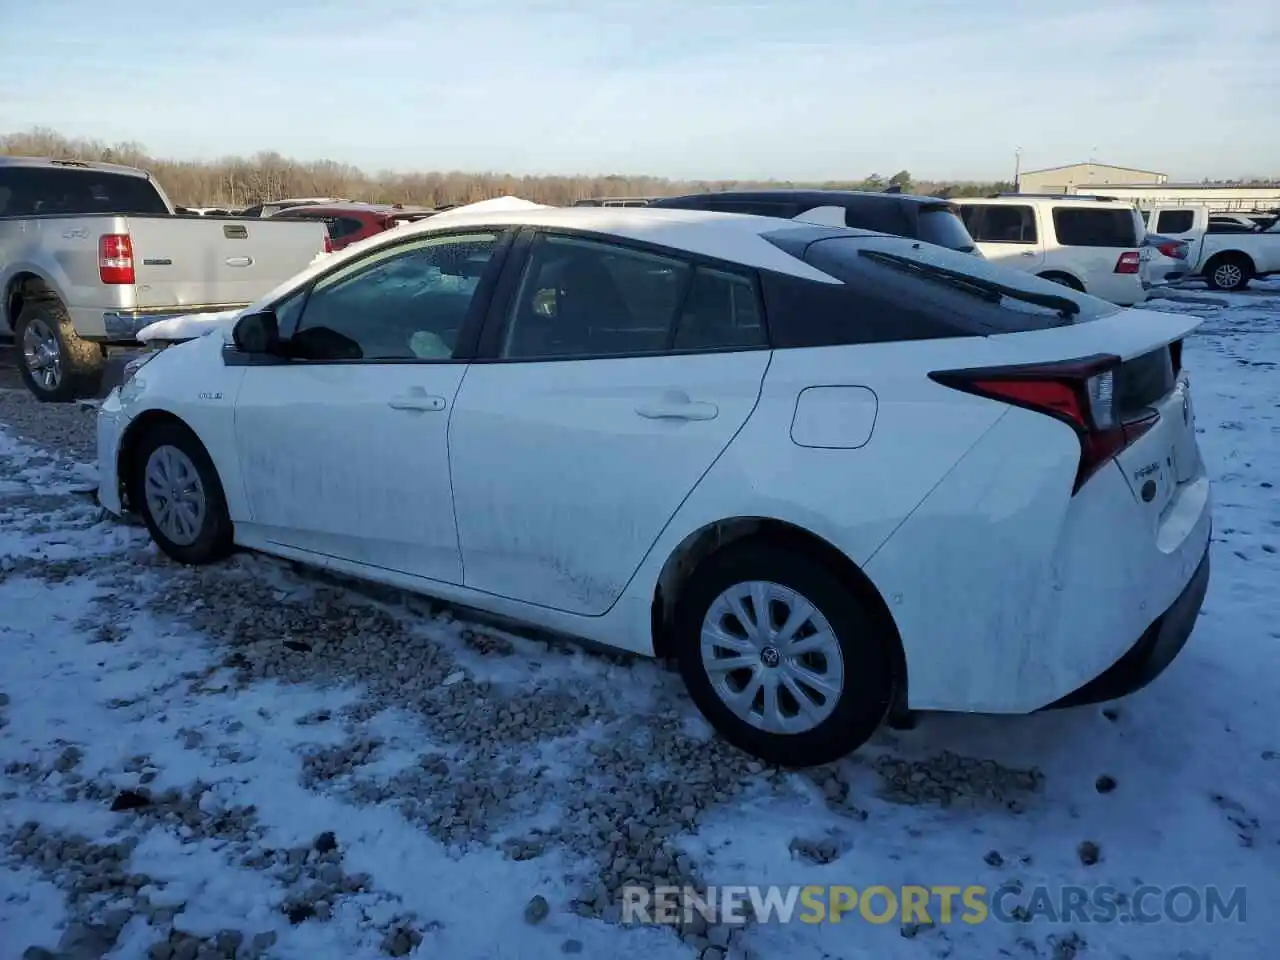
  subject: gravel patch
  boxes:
[0,389,98,463]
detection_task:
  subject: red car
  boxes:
[269,202,438,251]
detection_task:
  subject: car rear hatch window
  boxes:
[796,234,1121,335]
[916,204,978,253]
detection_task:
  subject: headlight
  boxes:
[122,350,160,385]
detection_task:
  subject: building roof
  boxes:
[1075,182,1280,191]
[1023,161,1167,177]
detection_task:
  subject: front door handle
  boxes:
[388,392,446,412]
[1020,250,1037,257]
[635,394,719,421]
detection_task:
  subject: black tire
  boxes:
[1203,254,1252,292]
[1037,271,1084,291]
[673,540,895,767]
[14,299,106,403]
[131,420,234,565]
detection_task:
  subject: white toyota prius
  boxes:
[96,206,1212,766]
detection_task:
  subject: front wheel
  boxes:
[674,541,895,767]
[131,421,234,565]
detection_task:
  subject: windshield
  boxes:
[917,205,977,252]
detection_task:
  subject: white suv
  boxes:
[953,196,1148,305]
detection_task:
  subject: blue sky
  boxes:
[1,0,1276,181]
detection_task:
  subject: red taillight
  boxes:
[1114,251,1141,274]
[99,233,134,285]
[322,235,334,253]
[930,355,1159,495]
[1157,241,1186,260]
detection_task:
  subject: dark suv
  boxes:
[648,189,980,255]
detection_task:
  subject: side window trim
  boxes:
[470,228,772,363]
[230,227,516,366]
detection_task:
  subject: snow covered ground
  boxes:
[2,282,1278,960]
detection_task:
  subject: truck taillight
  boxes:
[322,235,334,253]
[1114,251,1141,274]
[929,355,1158,495]
[99,234,135,285]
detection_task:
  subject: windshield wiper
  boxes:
[858,249,1081,320]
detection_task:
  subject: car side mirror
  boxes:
[232,309,284,356]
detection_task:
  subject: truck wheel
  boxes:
[15,300,106,403]
[1037,271,1084,291]
[1204,254,1252,292]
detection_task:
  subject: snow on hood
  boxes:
[136,309,244,344]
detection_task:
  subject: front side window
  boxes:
[501,235,692,359]
[960,204,1038,244]
[288,232,499,361]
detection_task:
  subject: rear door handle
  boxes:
[1020,250,1037,257]
[635,399,719,421]
[388,393,446,412]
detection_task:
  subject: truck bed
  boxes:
[0,213,327,341]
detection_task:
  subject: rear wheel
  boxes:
[15,300,106,402]
[674,541,895,767]
[131,421,234,565]
[1204,254,1252,292]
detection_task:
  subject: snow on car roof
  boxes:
[242,204,858,317]
[398,205,852,282]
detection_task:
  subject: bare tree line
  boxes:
[1,128,1019,208]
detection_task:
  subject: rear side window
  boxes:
[917,206,977,251]
[501,234,691,359]
[0,167,169,217]
[673,267,766,351]
[1051,207,1138,247]
[1156,210,1195,233]
[959,204,1038,244]
[761,234,1121,348]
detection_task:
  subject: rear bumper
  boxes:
[1042,539,1210,709]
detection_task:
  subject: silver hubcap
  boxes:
[21,318,62,391]
[144,445,207,546]
[1214,264,1242,289]
[700,580,846,735]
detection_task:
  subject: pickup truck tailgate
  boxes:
[124,216,327,309]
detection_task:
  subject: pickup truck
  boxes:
[0,156,327,401]
[1141,203,1280,291]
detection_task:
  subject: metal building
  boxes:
[1017,162,1167,194]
